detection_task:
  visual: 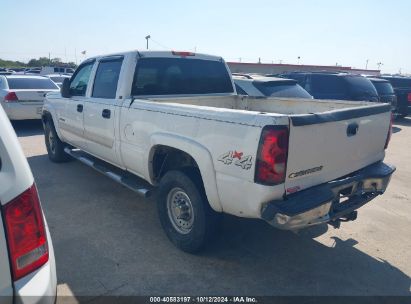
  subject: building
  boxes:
[227,62,380,76]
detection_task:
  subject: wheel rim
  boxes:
[48,130,56,154]
[166,187,194,234]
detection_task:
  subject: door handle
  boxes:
[347,122,359,137]
[102,109,111,119]
[77,104,83,113]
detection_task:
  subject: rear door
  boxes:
[285,103,391,194]
[83,56,123,164]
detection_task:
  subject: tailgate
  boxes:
[285,104,391,194]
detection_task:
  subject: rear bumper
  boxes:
[1,102,43,120]
[261,162,395,230]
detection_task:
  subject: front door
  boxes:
[58,61,95,149]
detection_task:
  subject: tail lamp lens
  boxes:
[384,112,393,149]
[407,93,411,104]
[3,185,49,281]
[255,127,289,185]
[4,92,18,102]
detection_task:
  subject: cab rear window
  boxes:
[372,82,394,95]
[345,76,378,97]
[6,78,59,90]
[132,58,234,95]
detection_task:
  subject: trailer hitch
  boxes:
[328,211,358,229]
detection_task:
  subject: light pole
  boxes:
[145,35,151,50]
[377,62,383,70]
[365,59,369,70]
[297,56,301,65]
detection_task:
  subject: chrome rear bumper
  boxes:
[261,162,395,230]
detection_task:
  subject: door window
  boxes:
[69,62,94,96]
[92,58,123,99]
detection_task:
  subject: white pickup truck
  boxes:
[42,50,395,252]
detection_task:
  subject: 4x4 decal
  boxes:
[218,151,253,170]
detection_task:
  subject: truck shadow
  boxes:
[26,153,411,296]
[394,117,411,127]
[11,119,44,136]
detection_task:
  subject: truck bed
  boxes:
[147,95,382,115]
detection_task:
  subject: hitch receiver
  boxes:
[328,211,358,229]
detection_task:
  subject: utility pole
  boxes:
[377,62,383,70]
[297,56,301,65]
[365,59,369,70]
[145,35,151,50]
[49,52,51,65]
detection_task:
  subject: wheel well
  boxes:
[151,146,200,182]
[41,111,53,125]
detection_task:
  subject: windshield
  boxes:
[253,81,312,98]
[344,76,378,97]
[132,58,234,95]
[373,81,394,95]
[7,77,59,89]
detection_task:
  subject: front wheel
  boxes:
[44,120,71,162]
[157,170,220,253]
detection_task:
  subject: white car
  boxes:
[0,75,60,120]
[43,74,71,88]
[43,50,394,253]
[0,106,56,303]
[233,74,313,98]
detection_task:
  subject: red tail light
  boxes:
[384,113,393,149]
[4,92,18,102]
[255,126,289,185]
[172,51,195,57]
[3,185,49,281]
[407,93,411,104]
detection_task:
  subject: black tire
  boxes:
[44,119,71,162]
[157,169,221,253]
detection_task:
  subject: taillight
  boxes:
[3,185,49,281]
[407,93,411,104]
[384,113,393,149]
[255,126,289,185]
[172,51,195,57]
[4,92,18,102]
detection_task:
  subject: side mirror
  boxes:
[61,78,71,98]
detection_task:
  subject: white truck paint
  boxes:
[0,106,56,303]
[43,50,395,252]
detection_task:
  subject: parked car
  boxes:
[0,75,60,120]
[39,67,74,75]
[233,74,312,98]
[278,72,381,103]
[43,50,394,253]
[0,106,56,303]
[0,68,13,76]
[43,74,71,88]
[379,76,411,118]
[367,77,397,112]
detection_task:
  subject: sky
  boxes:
[1,0,410,74]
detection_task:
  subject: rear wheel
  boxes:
[157,169,220,253]
[44,120,71,162]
